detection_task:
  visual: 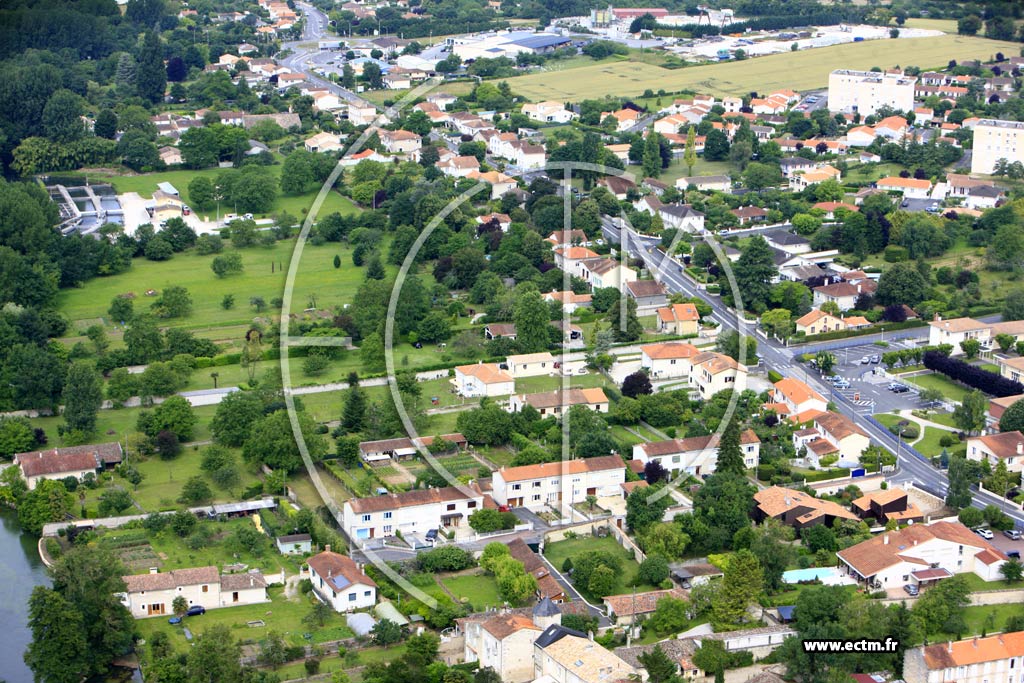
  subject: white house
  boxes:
[16,443,121,491]
[927,317,992,355]
[454,363,516,397]
[120,567,269,618]
[792,411,870,466]
[462,611,547,683]
[657,303,700,336]
[508,388,609,417]
[467,170,518,199]
[640,342,700,379]
[522,101,574,124]
[533,626,637,683]
[812,282,863,312]
[491,455,626,511]
[342,485,485,541]
[276,533,312,555]
[876,176,932,198]
[601,108,641,132]
[904,632,1024,683]
[690,351,747,398]
[837,521,1007,589]
[632,430,761,478]
[769,378,827,420]
[379,129,422,156]
[305,131,344,153]
[967,430,1024,473]
[543,290,592,313]
[578,258,638,291]
[307,549,377,611]
[507,352,556,378]
[438,155,481,177]
[658,204,706,232]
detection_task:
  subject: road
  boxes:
[601,217,1024,525]
[278,2,376,110]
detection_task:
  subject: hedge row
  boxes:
[923,350,1024,398]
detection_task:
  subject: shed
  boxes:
[157,182,180,197]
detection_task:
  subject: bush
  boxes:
[637,555,670,585]
[924,350,1024,398]
[418,546,476,572]
[939,434,957,448]
[884,245,909,262]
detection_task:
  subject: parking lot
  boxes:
[808,340,927,415]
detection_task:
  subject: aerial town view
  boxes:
[8,0,1024,682]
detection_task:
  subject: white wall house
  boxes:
[463,613,543,683]
[507,352,556,378]
[307,549,377,612]
[967,430,1024,473]
[928,317,993,355]
[120,567,269,618]
[508,388,609,417]
[640,342,699,379]
[533,628,637,683]
[632,430,761,478]
[342,485,485,541]
[826,69,916,116]
[491,456,626,511]
[972,119,1024,175]
[904,632,1024,683]
[770,378,827,418]
[454,363,516,397]
[690,352,747,399]
[16,443,121,491]
[837,521,1008,589]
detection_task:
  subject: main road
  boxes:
[601,216,1024,525]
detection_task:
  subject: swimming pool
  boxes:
[782,567,850,585]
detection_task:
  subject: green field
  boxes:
[503,34,1018,100]
[542,535,657,601]
[903,18,958,33]
[905,372,972,403]
[76,166,359,220]
[439,571,503,610]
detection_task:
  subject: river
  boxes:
[0,508,49,683]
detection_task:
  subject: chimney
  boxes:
[325,544,331,553]
[948,641,953,653]
[857,284,862,293]
[973,638,978,648]
[1018,442,1022,455]
[149,567,159,574]
[883,535,890,545]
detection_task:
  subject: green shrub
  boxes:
[884,245,909,262]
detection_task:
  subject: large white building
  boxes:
[904,632,1024,683]
[533,624,638,683]
[971,119,1024,175]
[491,455,626,511]
[342,485,485,541]
[307,549,377,612]
[967,430,1024,473]
[120,567,269,618]
[453,363,516,397]
[826,69,916,116]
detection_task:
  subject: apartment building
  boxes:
[971,119,1024,175]
[341,485,485,540]
[491,456,626,511]
[826,69,916,116]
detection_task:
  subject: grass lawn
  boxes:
[979,363,1000,374]
[513,372,609,395]
[57,239,373,334]
[903,18,958,32]
[136,586,355,652]
[610,425,644,447]
[75,166,359,221]
[904,372,972,403]
[924,412,959,428]
[503,34,1019,100]
[959,573,1023,593]
[440,571,503,611]
[81,444,262,514]
[914,426,959,458]
[542,535,656,601]
[625,159,732,187]
[930,603,1024,641]
[29,403,218,449]
[842,161,907,185]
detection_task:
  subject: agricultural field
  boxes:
[503,34,1019,101]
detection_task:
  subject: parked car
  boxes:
[825,375,843,383]
[1004,529,1022,540]
[890,384,910,393]
[833,379,851,389]
[887,383,903,391]
[860,356,871,364]
[903,583,919,596]
[870,355,880,364]
[425,528,439,542]
[186,605,206,616]
[976,528,994,540]
[1009,550,1022,559]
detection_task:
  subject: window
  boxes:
[362,514,371,522]
[384,511,392,519]
[202,585,209,593]
[512,483,522,491]
[364,590,372,597]
[447,503,456,511]
[383,525,392,534]
[533,494,541,501]
[467,501,477,508]
[349,593,357,602]
[534,481,542,488]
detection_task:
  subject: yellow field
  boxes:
[902,18,958,33]
[503,34,1018,101]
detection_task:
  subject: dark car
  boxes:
[903,584,919,596]
[186,605,206,617]
[425,528,439,542]
[168,616,182,625]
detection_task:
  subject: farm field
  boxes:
[502,34,1019,101]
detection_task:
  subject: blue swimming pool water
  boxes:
[783,567,842,583]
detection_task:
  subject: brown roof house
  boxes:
[851,487,924,526]
[120,566,269,618]
[491,456,626,512]
[342,484,485,541]
[16,443,122,491]
[507,538,565,602]
[967,430,1024,473]
[625,279,669,313]
[753,486,858,529]
[603,587,689,625]
[307,548,377,611]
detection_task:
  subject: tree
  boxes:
[138,396,197,441]
[606,296,644,342]
[468,508,517,533]
[643,131,663,179]
[108,296,133,324]
[642,522,690,559]
[713,549,763,627]
[173,596,189,618]
[958,15,981,35]
[62,362,102,436]
[626,483,671,534]
[704,129,730,161]
[946,453,975,509]
[242,410,327,473]
[1000,399,1024,433]
[1004,289,1024,322]
[19,479,74,535]
[761,308,794,341]
[750,520,796,593]
[363,62,384,89]
[588,564,617,598]
[1001,557,1024,583]
[0,416,37,458]
[186,625,244,683]
[684,126,698,177]
[417,312,453,344]
[621,371,653,398]
[743,162,782,190]
[179,476,213,504]
[513,290,551,353]
[715,417,747,476]
[94,109,118,140]
[648,595,690,635]
[136,29,167,103]
[876,263,927,307]
[815,351,836,375]
[42,89,86,143]
[152,285,193,318]
[912,575,970,634]
[638,555,670,585]
[97,488,134,516]
[960,338,981,359]
[953,390,987,435]
[734,237,777,312]
[211,251,244,278]
[24,587,89,683]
